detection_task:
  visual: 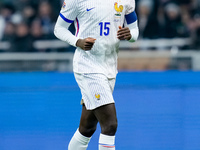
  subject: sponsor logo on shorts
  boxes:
[95,94,100,100]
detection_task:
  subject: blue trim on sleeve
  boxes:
[125,11,137,24]
[59,13,74,23]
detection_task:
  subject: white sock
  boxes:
[68,129,91,150]
[99,133,115,150]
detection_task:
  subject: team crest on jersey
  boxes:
[95,94,100,100]
[114,2,123,16]
[62,1,66,9]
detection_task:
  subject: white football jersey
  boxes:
[60,0,135,78]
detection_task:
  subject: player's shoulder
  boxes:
[126,0,135,6]
[61,0,78,10]
[62,0,77,5]
[128,0,135,6]
[125,0,135,13]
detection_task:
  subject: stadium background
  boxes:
[0,0,200,150]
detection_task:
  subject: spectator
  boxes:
[0,16,6,40]
[137,0,160,39]
[1,22,15,52]
[163,3,189,38]
[1,22,15,44]
[192,14,200,49]
[30,20,47,52]
[12,22,32,52]
[30,20,44,41]
[22,5,36,25]
[0,3,15,40]
[37,1,56,38]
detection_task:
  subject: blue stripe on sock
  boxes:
[99,143,115,146]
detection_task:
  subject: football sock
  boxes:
[68,129,91,150]
[99,133,115,150]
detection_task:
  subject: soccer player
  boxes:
[54,0,139,149]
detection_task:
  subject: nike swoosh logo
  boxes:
[87,7,95,11]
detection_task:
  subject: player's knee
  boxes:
[101,121,118,136]
[79,126,97,137]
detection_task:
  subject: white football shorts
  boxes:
[74,73,116,110]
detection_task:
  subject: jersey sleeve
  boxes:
[124,0,139,43]
[125,0,137,25]
[60,0,79,23]
[125,0,135,15]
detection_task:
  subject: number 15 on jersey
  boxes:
[99,22,110,36]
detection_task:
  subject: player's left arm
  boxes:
[117,11,139,42]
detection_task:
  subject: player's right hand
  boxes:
[76,37,96,51]
[117,26,131,41]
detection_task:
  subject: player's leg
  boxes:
[79,104,98,137]
[93,103,118,150]
[73,73,117,150]
[68,104,98,150]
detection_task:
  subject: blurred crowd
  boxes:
[135,0,200,49]
[0,0,200,52]
[0,0,71,52]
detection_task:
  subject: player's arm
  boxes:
[54,0,95,50]
[54,0,79,47]
[54,16,96,50]
[54,16,79,47]
[117,11,139,42]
